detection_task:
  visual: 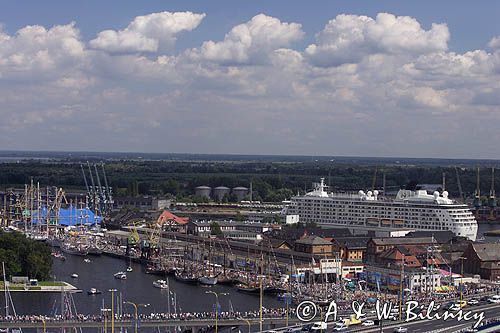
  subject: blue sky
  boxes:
[0,1,500,158]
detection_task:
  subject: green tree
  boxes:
[210,222,223,236]
[0,231,52,280]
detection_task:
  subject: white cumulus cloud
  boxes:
[489,36,500,50]
[305,13,449,67]
[0,22,84,79]
[189,13,304,65]
[89,11,206,54]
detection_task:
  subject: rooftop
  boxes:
[370,237,436,246]
[472,243,500,262]
[157,210,188,225]
[333,237,370,249]
[295,235,332,246]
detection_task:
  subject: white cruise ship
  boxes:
[285,178,478,241]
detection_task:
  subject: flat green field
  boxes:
[38,281,66,286]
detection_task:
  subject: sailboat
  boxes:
[236,256,259,294]
[2,262,23,333]
[198,240,218,285]
[175,245,198,284]
[175,271,199,284]
[216,246,236,285]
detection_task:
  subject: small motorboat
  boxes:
[199,276,218,286]
[52,252,66,261]
[71,273,79,278]
[88,288,102,295]
[114,272,127,280]
[84,258,91,263]
[153,279,168,289]
[145,265,164,275]
[127,266,133,272]
[174,271,198,285]
[236,284,260,294]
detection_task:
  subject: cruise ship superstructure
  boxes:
[286,178,478,241]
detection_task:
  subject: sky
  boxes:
[1,1,500,158]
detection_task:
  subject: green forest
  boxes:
[0,160,498,203]
[0,231,52,281]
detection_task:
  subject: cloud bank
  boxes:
[0,12,499,158]
[89,11,206,53]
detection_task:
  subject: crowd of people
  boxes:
[0,308,293,323]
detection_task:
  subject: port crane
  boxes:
[489,168,496,220]
[473,167,481,219]
[80,162,114,219]
[454,167,464,203]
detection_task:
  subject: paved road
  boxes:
[344,302,500,333]
[266,302,500,333]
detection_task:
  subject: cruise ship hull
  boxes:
[286,178,478,241]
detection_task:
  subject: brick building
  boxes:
[461,243,500,281]
[294,235,333,256]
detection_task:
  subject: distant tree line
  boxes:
[0,160,499,202]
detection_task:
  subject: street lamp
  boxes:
[238,317,251,333]
[459,256,467,304]
[399,254,406,321]
[125,301,150,333]
[108,289,118,333]
[206,291,228,333]
[257,275,266,333]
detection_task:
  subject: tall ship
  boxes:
[285,178,478,241]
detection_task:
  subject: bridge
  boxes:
[0,318,299,330]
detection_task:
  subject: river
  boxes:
[3,224,499,321]
[2,252,284,318]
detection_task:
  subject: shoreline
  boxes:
[1,281,79,293]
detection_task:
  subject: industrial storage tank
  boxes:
[232,186,249,202]
[213,186,230,201]
[194,186,212,199]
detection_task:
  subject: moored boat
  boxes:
[175,271,198,285]
[61,242,88,256]
[236,284,260,294]
[264,285,287,295]
[145,265,164,275]
[199,276,218,286]
[217,276,237,286]
[153,279,168,289]
[88,288,102,295]
[87,246,103,255]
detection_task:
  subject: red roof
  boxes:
[157,211,188,225]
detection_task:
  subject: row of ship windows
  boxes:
[294,210,474,220]
[300,217,475,227]
[295,202,470,213]
[292,207,473,216]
